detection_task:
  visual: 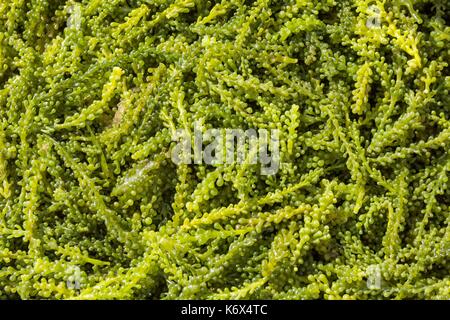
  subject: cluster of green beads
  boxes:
[0,0,449,299]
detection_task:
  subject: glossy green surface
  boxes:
[0,0,449,299]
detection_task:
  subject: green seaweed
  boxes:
[0,0,449,300]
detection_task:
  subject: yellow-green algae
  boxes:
[0,0,449,299]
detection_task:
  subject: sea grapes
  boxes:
[0,0,449,300]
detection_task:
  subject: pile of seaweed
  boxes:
[0,0,449,299]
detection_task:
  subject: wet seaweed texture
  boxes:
[0,0,449,299]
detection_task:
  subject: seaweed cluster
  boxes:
[0,0,449,299]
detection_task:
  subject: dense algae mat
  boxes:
[0,0,449,299]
